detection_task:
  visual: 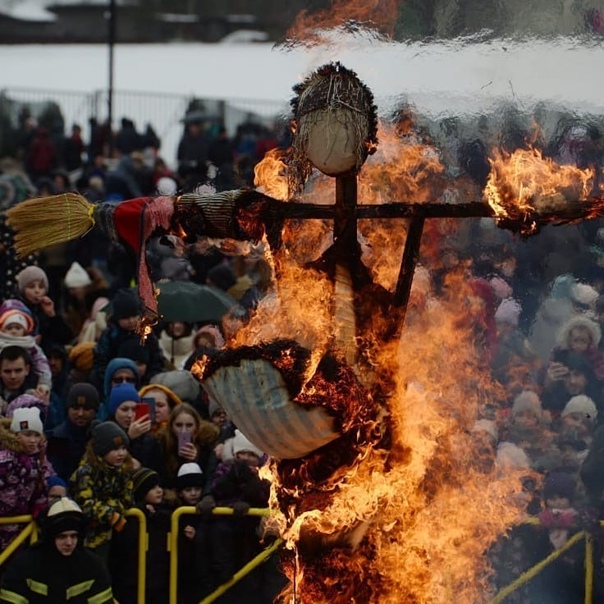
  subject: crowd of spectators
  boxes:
[1,105,604,603]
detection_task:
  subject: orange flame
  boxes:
[484,147,595,232]
[254,148,291,201]
[287,0,401,42]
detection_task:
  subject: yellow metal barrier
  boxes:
[168,506,274,604]
[491,519,604,603]
[123,507,148,604]
[0,515,38,567]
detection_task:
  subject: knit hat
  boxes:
[132,467,160,503]
[511,391,542,419]
[496,441,530,470]
[571,282,599,308]
[176,462,204,489]
[232,429,263,458]
[472,419,498,441]
[91,421,129,457]
[6,393,48,422]
[207,264,237,291]
[48,476,68,491]
[10,407,43,435]
[117,337,150,364]
[64,262,92,289]
[44,497,84,539]
[139,383,182,409]
[67,383,100,410]
[69,342,96,373]
[194,325,225,350]
[111,288,141,321]
[561,394,598,422]
[0,309,34,333]
[16,266,48,292]
[208,398,222,418]
[494,298,522,327]
[150,370,200,404]
[108,382,140,416]
[543,471,576,502]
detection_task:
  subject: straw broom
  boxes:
[6,193,95,258]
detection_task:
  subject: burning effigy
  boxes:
[7,59,604,603]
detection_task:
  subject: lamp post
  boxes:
[107,0,116,156]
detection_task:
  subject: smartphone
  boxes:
[178,431,192,450]
[141,397,156,422]
[134,402,152,422]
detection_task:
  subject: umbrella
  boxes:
[156,281,237,323]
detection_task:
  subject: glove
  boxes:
[232,501,250,516]
[110,511,127,532]
[196,495,216,516]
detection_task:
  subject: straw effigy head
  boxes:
[288,62,378,192]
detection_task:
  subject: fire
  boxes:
[213,214,527,603]
[254,148,291,201]
[286,0,400,43]
[358,122,447,290]
[484,147,595,234]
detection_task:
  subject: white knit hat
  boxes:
[561,395,598,422]
[496,441,530,470]
[232,429,263,458]
[472,419,499,441]
[176,462,203,488]
[64,262,92,289]
[10,407,44,435]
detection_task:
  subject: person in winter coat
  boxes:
[0,497,113,604]
[157,403,219,490]
[107,382,162,472]
[92,288,164,389]
[0,407,54,551]
[110,467,170,604]
[195,430,271,603]
[158,321,196,371]
[46,383,100,481]
[45,343,70,430]
[69,421,134,561]
[0,300,52,398]
[14,265,73,348]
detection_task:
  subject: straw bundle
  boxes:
[6,193,94,257]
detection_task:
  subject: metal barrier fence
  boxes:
[0,507,279,604]
[7,510,595,603]
[0,87,289,165]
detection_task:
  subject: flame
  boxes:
[287,0,400,42]
[484,147,595,233]
[254,148,291,201]
[204,103,528,604]
[358,121,447,290]
[221,222,527,603]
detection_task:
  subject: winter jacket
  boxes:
[46,419,92,482]
[0,539,113,603]
[93,324,164,390]
[14,293,74,348]
[0,419,54,550]
[69,454,134,549]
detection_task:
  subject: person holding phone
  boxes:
[107,382,162,472]
[138,383,183,434]
[158,403,219,490]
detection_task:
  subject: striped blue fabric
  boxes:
[203,358,339,459]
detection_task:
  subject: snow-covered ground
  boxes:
[0,36,602,163]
